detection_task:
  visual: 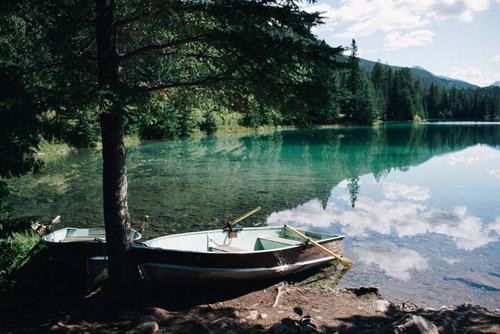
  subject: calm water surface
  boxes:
[7,123,500,308]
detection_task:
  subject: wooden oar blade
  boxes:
[284,224,353,267]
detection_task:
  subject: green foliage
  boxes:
[0,219,40,293]
[0,66,44,178]
[41,109,101,148]
[0,182,11,220]
[1,0,344,142]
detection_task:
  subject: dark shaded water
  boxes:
[7,123,500,308]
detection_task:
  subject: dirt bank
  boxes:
[1,283,498,334]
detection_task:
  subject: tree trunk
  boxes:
[100,112,136,290]
[95,0,136,290]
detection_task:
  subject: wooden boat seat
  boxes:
[88,228,105,236]
[209,244,247,253]
[258,235,301,246]
[62,236,102,242]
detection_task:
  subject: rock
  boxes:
[128,321,159,334]
[269,323,298,334]
[260,313,268,319]
[246,310,259,321]
[412,315,439,334]
[374,299,390,313]
[225,330,239,334]
[142,307,170,322]
[175,320,212,334]
[392,315,438,334]
[49,324,60,332]
[210,317,235,329]
[346,286,381,298]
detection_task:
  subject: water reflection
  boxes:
[382,182,430,201]
[268,189,499,251]
[353,242,428,281]
[5,123,500,307]
[265,140,500,307]
[268,144,500,251]
[487,169,500,180]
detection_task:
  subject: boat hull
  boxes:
[133,234,344,282]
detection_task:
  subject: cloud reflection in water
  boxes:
[353,242,428,281]
[267,145,500,285]
[267,181,499,252]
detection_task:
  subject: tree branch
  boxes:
[145,75,245,91]
[116,2,206,27]
[119,34,211,61]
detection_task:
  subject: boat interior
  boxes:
[144,226,338,253]
[43,227,141,242]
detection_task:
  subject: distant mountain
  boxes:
[489,80,500,87]
[358,58,478,90]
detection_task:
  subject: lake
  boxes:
[6,122,500,309]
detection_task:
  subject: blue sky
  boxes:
[304,0,500,86]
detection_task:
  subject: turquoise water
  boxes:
[7,123,500,308]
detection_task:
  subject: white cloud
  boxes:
[487,169,500,180]
[353,242,428,281]
[384,30,435,50]
[342,48,364,57]
[451,66,482,79]
[305,3,339,33]
[382,182,431,201]
[305,0,491,41]
[492,54,500,62]
[449,66,500,86]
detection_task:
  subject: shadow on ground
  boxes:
[1,248,499,333]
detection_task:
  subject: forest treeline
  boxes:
[340,41,500,124]
[31,40,500,148]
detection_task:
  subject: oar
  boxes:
[226,206,262,228]
[284,224,353,266]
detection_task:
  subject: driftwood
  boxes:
[272,284,285,308]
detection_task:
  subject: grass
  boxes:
[37,140,74,163]
[37,135,141,161]
[0,230,40,293]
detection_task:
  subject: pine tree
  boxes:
[371,61,388,120]
[426,83,441,119]
[343,39,377,123]
[3,0,343,291]
[388,68,424,120]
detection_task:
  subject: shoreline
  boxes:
[2,282,498,333]
[35,120,500,163]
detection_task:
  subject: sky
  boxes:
[303,0,500,87]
